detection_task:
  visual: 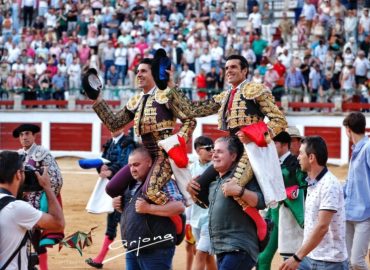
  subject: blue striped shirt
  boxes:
[344,136,370,221]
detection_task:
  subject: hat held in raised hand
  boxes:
[151,48,171,90]
[82,68,102,100]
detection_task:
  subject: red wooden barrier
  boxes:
[304,127,341,158]
[50,123,92,151]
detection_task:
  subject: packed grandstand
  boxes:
[0,0,369,107]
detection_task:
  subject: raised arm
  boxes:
[93,98,135,132]
[167,87,222,119]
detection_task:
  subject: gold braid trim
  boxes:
[166,87,197,142]
[239,81,268,99]
[145,150,173,205]
[93,100,134,132]
[255,91,287,137]
[178,119,197,142]
[155,88,170,104]
[231,151,254,208]
[126,94,142,111]
[213,91,228,104]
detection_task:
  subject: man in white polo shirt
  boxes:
[280,136,348,270]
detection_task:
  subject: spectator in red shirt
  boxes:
[196,69,207,100]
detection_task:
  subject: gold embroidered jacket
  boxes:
[169,81,287,194]
[93,87,195,142]
[171,81,286,137]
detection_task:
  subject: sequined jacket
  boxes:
[93,87,196,142]
[18,143,63,210]
[171,81,287,137]
[169,81,287,190]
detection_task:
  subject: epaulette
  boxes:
[31,145,50,162]
[126,94,142,111]
[155,87,170,104]
[213,91,227,104]
[240,82,269,100]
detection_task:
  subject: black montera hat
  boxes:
[151,48,171,90]
[13,124,40,138]
[82,68,102,100]
[273,131,291,144]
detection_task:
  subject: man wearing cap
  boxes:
[258,131,306,270]
[12,123,63,270]
[286,126,303,157]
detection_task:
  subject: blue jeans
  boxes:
[115,64,127,85]
[299,257,349,270]
[126,246,175,270]
[104,60,115,81]
[217,251,256,270]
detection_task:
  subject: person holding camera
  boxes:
[0,151,65,270]
[13,123,63,270]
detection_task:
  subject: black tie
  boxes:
[139,94,150,123]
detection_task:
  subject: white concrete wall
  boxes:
[0,111,356,165]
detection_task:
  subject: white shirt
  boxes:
[22,0,36,8]
[360,15,370,33]
[35,62,47,77]
[303,170,347,262]
[68,63,81,79]
[210,46,224,62]
[179,70,195,88]
[0,194,42,270]
[112,133,124,144]
[342,67,355,90]
[114,47,128,66]
[280,53,292,69]
[353,57,370,76]
[199,54,212,73]
[189,160,211,229]
[12,63,25,79]
[44,12,57,28]
[8,47,21,63]
[120,21,133,33]
[184,49,195,64]
[249,12,262,29]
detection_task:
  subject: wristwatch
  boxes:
[293,254,302,262]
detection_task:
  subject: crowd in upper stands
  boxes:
[0,0,369,104]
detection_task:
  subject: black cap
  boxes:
[151,48,171,90]
[82,68,102,100]
[273,131,291,144]
[13,124,40,138]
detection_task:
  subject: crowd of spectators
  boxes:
[0,0,369,105]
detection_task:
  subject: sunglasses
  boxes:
[199,145,214,152]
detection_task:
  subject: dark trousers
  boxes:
[104,60,114,82]
[23,6,34,27]
[311,88,318,103]
[217,251,256,270]
[105,210,121,239]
